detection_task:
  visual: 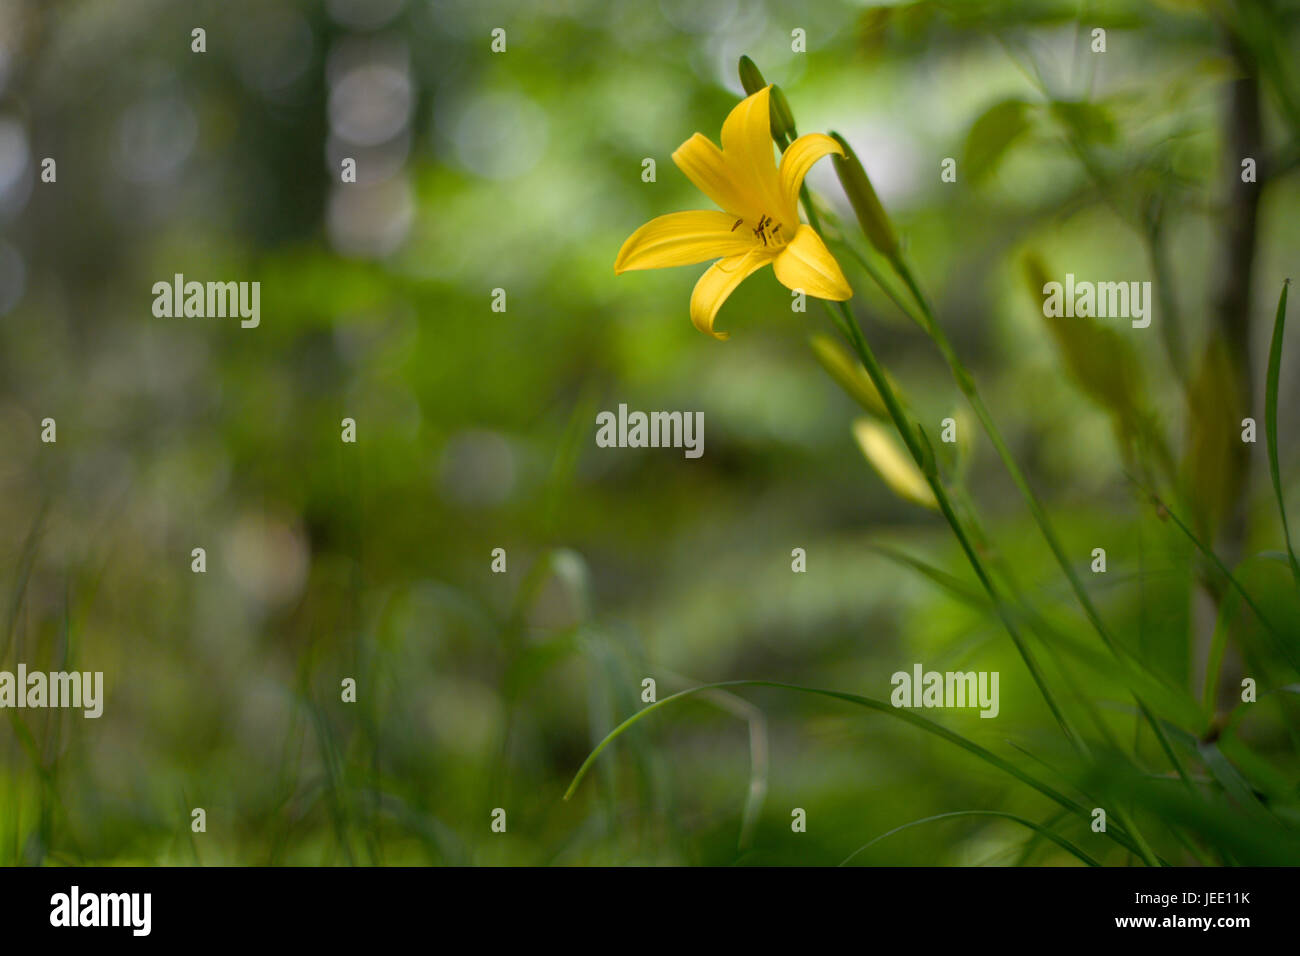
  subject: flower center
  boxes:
[731,214,786,248]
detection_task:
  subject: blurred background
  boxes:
[1,0,1299,865]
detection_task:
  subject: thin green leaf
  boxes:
[840,809,1101,866]
[1134,479,1298,672]
[2,505,46,660]
[1085,759,1300,865]
[1265,279,1300,590]
[873,543,1200,731]
[865,544,985,607]
[963,99,1032,181]
[1197,740,1274,825]
[1203,586,1241,714]
[564,680,1151,860]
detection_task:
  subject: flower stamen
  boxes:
[751,214,784,247]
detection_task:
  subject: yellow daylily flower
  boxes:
[615,86,852,339]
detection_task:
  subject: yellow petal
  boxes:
[779,133,843,210]
[772,225,851,300]
[852,418,938,510]
[720,87,791,222]
[672,133,755,217]
[615,210,755,273]
[689,249,774,339]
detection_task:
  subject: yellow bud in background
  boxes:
[830,131,899,262]
[1021,251,1145,436]
[852,419,938,510]
[809,333,889,419]
[1021,252,1052,307]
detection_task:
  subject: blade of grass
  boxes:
[1197,739,1276,826]
[839,809,1101,867]
[1011,808,1072,865]
[2,504,46,660]
[1203,580,1242,713]
[698,688,769,852]
[870,541,1202,757]
[1134,479,1297,671]
[1007,738,1163,867]
[1086,759,1300,865]
[1265,279,1299,590]
[563,679,1152,860]
[864,543,985,607]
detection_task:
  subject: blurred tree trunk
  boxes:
[1193,23,1264,709]
[1212,34,1263,558]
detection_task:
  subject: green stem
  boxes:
[834,237,925,329]
[786,136,1078,732]
[895,255,1108,649]
[782,102,1173,841]
[888,255,1192,788]
[823,297,1080,750]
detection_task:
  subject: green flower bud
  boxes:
[769,84,799,141]
[830,131,899,261]
[738,56,767,95]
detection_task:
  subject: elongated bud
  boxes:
[1021,252,1051,306]
[830,131,899,261]
[738,55,766,95]
[770,84,798,141]
[809,333,888,419]
[852,419,938,510]
[738,58,797,146]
